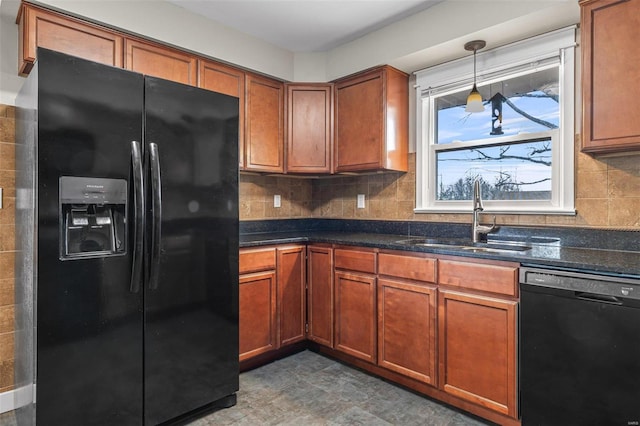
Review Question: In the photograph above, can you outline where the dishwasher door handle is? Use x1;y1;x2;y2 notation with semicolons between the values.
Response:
575;292;623;305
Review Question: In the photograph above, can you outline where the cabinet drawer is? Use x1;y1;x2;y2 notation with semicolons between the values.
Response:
239;248;276;274
438;259;518;297
334;248;376;274
378;252;436;283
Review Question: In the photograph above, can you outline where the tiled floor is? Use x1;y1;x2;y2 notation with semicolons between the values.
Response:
191;350;489;425
0;350;490;425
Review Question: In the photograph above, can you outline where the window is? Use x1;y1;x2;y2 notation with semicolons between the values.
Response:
415;27;576;214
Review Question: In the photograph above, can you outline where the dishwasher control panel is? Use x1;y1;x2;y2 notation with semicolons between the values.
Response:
520;267;640;301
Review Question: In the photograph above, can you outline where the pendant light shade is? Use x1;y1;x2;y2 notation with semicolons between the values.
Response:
464;40;486;113
465;84;484;113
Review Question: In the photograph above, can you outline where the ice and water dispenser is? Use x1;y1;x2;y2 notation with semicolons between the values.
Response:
59;176;127;259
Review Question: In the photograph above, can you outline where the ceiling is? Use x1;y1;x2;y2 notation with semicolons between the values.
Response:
168;0;441;52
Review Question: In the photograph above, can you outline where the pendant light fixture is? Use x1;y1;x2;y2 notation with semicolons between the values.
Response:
464;40;486;113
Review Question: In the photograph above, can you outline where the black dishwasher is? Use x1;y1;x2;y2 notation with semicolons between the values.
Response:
520;267;640;426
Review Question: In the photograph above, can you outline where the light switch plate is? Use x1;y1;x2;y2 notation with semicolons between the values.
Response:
357;194;365;209
274;194;281;208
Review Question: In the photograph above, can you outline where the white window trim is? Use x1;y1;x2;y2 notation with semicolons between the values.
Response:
414;27;577;215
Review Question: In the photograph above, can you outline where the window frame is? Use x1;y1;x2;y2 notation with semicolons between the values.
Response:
414;27;576;215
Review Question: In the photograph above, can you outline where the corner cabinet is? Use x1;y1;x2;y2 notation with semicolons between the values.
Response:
438;258;519;419
277;246;306;346
580;0;640;153
17;3;123;75
245;73;285;173
333;66;408;173
285;84;333;174
307;245;334;347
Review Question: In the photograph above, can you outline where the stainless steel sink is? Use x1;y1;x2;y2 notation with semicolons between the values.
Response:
395;238;531;253
459;246;530;254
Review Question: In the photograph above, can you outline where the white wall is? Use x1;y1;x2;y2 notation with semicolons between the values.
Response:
0;0;579;106
0;0;23;105
325;1;579;81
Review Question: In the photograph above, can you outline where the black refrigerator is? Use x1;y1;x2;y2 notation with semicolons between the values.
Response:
15;48;239;425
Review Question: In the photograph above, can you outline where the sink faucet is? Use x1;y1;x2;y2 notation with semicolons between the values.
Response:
472;180;497;243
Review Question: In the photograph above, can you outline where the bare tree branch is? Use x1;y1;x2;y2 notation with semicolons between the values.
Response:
500;96;558;129
520;93;559;103
470;147;552;166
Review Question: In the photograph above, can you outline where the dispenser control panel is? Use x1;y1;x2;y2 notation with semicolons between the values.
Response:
59;176;127;260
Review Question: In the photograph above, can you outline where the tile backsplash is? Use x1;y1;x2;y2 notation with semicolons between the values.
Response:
241;146;640;229
0;105;15;393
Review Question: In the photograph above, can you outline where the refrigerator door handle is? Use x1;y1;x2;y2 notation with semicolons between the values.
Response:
148;142;162;290
130;140;144;294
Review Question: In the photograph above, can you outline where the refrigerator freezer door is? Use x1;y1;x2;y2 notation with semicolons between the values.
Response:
33;49;145;426
143;77;239;425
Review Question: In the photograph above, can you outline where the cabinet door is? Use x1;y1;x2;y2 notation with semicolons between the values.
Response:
333;66;408;172
334;270;376;363
18;4;123;75
307;245;334;347
245;74;285;172
581;0;640;153
378;278;437;385
438;289;518;418
334;69;384;172
286;84;332;173
239;271;277;361
198;60;245;169
277;246;306;347
125;39;197;85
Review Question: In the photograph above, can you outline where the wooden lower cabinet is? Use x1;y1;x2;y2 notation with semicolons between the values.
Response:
334;270;377;363
239;244;520;425
277;246;306;346
239;270;277;361
307;245;334;347
239;245;305;362
377;278;437;385
438;289;518;418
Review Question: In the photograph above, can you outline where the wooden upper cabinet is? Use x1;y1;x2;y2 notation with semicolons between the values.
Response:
285;84;333;174
17;3;123;75
333;65;408;173
198;60;246;169
245;73;285;172
125;39;197;85
580;0;640;153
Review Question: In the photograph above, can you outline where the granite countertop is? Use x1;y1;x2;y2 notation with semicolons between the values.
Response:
239;221;640;277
